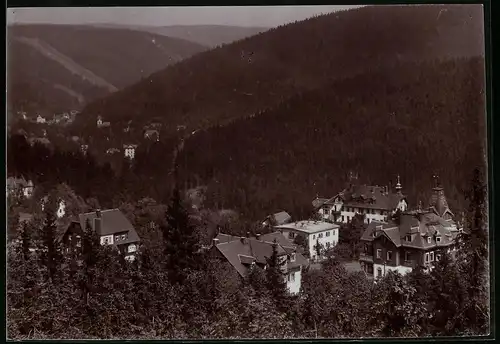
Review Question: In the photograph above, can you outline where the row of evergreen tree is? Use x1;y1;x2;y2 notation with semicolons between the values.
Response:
7;169;489;339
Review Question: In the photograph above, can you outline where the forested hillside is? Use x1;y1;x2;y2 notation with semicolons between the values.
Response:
9;58;486;221
79;5;484;134
7;25;206;115
174;57;486;219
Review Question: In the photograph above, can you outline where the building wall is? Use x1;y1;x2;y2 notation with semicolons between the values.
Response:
286;268;302;295
128;243;137;253
100;235;114;245
373;263;413;278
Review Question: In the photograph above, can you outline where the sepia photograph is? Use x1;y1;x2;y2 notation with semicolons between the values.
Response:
6;4;490;340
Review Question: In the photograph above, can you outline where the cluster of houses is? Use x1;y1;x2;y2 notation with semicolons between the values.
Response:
8;171;463;295
19;110;78;126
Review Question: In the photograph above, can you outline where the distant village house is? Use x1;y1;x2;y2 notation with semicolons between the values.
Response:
123;144;138;160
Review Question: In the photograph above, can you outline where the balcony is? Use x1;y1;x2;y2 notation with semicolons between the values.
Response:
359;253;373;263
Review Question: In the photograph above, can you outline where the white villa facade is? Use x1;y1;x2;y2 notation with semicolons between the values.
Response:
274;221;340;261
313;176;408;224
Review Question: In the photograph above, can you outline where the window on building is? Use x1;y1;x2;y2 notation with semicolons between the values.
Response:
387;251;392;261
436;253;442;261
427;237;432;244
376;249;382;259
436;236;442;243
326;242;331;249
121;234;126;240
291;272;295;282
364;244;368;253
103;237;109;245
425;252;430;263
332;241;336;246
342;216;345;222
405;235;411;242
377;267;382;277
313;235;316;239
405;251;411;261
289;232;295;239
332;229;336;236
430;252;435;262
326;231;330;237
319;233;324;238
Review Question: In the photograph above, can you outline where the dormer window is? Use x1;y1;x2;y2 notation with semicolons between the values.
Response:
427;237;432;244
405;235;411;242
436;236;442;243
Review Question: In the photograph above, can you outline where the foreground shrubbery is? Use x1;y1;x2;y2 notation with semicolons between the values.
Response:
7;170;489;339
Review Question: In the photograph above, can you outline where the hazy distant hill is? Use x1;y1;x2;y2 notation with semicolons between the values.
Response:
80;5;484;134
7;24;206;115
91;24;268;47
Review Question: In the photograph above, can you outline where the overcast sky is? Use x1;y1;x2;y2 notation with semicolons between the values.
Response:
6;6;364;28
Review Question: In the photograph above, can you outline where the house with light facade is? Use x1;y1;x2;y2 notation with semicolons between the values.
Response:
58;209;140;261
312;175;408;224
274;220;340;261
210;232;308;295
359;182;460;280
7;177;34;199
123;144;138;160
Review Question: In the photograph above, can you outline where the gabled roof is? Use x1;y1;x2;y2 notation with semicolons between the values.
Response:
266;211;292;225
314;184;405;211
214;233;307;277
429;186;454;218
77;209;140;245
342;184;405;210
361;211;459;250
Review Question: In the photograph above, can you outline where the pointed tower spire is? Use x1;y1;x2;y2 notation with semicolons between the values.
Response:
395;174;402;194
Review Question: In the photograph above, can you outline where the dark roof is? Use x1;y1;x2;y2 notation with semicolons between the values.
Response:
77;209;140;245
342;184;405;210
429;187;454;218
268;211;292;225
314;184;405;211
214;233;307;277
361;211;459;250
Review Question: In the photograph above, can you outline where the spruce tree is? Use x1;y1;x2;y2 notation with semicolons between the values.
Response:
265;240;289;311
40;200;62;283
161;185;202;284
19;221;32;261
457;168;489;334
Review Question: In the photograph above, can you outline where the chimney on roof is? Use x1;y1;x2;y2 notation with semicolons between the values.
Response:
96;209;101;218
94;218;102;235
212;238;220;246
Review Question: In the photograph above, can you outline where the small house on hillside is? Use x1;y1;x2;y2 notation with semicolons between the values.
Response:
58;209;140;261
144;129;160;142
262;211;292;227
7;177;34;199
36;114;46;124
97;116;111;128
123;144;138;160
210;232;308;294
